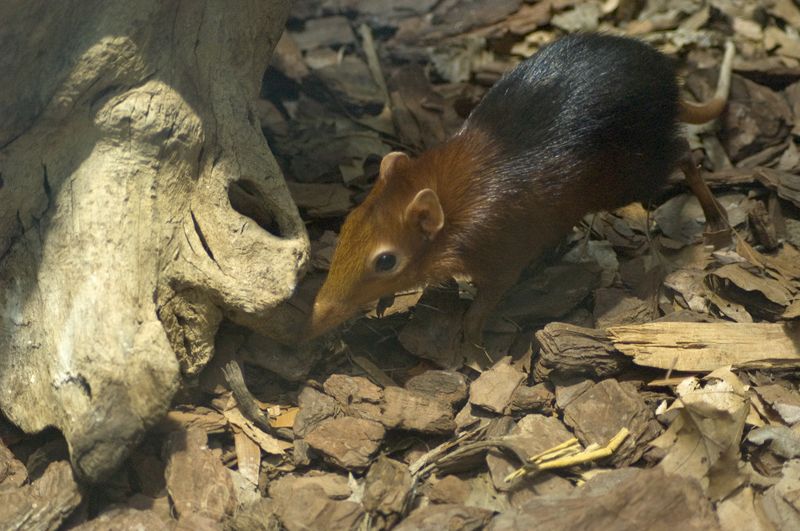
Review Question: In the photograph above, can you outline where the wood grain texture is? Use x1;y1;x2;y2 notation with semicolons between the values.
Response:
609;322;800;371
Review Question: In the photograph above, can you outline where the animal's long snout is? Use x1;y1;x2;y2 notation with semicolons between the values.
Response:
306;298;342;339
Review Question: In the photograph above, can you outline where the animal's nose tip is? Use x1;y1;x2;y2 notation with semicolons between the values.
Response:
307;299;336;339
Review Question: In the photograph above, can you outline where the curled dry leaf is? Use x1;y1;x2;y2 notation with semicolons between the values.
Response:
753;384;800;425
747;426;800;460
705;263;794;319
761;459;800;529
651;368;749;500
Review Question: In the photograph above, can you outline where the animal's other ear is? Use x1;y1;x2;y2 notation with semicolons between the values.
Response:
379;151;410;181
405;188;444;240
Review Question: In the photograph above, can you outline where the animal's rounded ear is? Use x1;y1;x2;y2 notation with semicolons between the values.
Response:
405;188;444;240
379;151;410;181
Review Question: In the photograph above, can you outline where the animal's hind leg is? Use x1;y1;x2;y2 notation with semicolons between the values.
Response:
677;139;731;248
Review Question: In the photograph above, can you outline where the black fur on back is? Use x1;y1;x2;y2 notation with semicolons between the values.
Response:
463;33;684;211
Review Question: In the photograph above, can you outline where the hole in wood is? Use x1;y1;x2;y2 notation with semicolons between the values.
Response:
228;179;282;237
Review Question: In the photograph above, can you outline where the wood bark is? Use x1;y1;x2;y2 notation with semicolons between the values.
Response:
0;0;306;481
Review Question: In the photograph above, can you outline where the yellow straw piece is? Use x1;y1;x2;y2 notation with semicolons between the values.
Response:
504;427;631;483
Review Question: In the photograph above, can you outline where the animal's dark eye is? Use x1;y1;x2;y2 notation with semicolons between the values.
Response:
374;252;397;272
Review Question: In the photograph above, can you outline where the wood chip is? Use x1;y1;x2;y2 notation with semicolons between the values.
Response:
609;322;800;371
0;439;27;489
304;417;386;469
395;504;493;531
469;358;526;414
0;461;81;531
561;379;661;466
363;456;413;518
223;400;292;456
405;370;468;408
164;429;236;522
488;467;717;531
74;508;170;531
720;75;793;162
534;322;631;382
381;386;457;433
294;386;338;438
486;414;574;490
510;383;555;414
270;472;352;500
273;483;365;530
233;429;261;487
497;263;602;321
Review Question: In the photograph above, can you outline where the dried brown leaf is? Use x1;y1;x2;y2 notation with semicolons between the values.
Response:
651;368;749;499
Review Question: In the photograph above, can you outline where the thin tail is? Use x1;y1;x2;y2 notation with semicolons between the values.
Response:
678;41;735;124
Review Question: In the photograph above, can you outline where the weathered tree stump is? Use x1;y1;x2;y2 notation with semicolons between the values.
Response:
0;0;306;481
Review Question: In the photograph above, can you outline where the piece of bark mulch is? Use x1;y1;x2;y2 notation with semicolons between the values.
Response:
322;374;456;433
228;498;281;531
0;460;81;531
269;472;352;500
488;467;718;531
309;54;385;112
533;323;631;382
304;416;385;469
72;508;170;531
128;451;166;498
126;494;172;525
510;383;555;414
427;473;510;513
454;401;501;432
273;484;365;531
593;287;657;328
394;503;494;531
363;456;413;519
175;513;225;530
293;386;338;438
507;472;575;509
428;474;473;505
398;284;471;370
164;428;236;522
405;370;468;408
486;414;575;492
381;387;456;434
469;358;526;414
496;263;602;322
323;374;384;419
561;379;662;467
0;439;27;489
